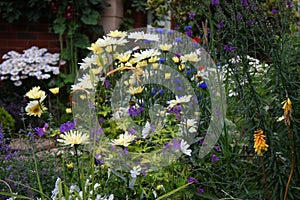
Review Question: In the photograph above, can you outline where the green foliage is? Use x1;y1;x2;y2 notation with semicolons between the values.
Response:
147;0;300;199
0;0;53;22
0;107;15;136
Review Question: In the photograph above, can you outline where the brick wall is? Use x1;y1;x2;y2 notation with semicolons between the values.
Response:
0;22;60;62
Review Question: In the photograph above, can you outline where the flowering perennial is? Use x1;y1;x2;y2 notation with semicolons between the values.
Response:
253;129;268;156
0;46;61;86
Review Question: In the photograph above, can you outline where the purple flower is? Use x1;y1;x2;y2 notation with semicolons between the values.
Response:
224;45;235;51
200;139;204;145
197;187;205;194
185;29;193;37
188;176;199;183
128;106;143;117
217;22;223;29
103;80;111;88
124;147;129;155
174;53;181;58
212;0;220;5
214;146;220;151
286;1;292;7
211;154;219;162
271;9;278;13
171;138;181;150
189;12;196;19
128;128;137;135
27;132;34;138
237;13;242;20
247;19;254;25
59;121;75;133
35;123;48;137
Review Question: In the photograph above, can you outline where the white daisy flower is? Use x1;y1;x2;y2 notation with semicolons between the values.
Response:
180;140;192;156
111;132;136;147
182;119;198;133
128;31;160;42
167;95;192;109
181;52;201;63
132;49;161;63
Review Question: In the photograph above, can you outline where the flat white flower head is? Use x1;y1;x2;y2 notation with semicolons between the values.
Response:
128;31;160;42
57;130;90;147
167;95;192;109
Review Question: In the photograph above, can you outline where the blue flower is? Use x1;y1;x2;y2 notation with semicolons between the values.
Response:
175;37;183;43
184;25;192;31
167;30;174;34
155;28;164;34
198;82;208;89
159;58;165;63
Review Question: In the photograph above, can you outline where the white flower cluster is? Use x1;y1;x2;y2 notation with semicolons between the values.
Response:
0;46;61;86
222;55;269;97
51;177;114;200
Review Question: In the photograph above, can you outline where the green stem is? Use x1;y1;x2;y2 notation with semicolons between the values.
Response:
74;145;81;190
32;149;44;199
261;156;270;200
284;125;294;200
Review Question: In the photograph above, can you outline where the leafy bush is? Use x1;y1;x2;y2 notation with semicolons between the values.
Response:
0;107;15;136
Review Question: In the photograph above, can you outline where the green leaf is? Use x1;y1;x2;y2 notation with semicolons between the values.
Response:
89;0;105;5
60;48;71;60
53;24;66;35
80;9;100;25
73;33;90;49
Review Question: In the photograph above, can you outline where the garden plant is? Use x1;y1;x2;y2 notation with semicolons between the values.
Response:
0;0;299;200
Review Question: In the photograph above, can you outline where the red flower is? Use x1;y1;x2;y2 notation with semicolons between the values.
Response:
192;36;202;43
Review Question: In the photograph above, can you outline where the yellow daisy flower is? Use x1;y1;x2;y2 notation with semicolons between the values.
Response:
159;44;172;51
172;56;180;63
25;100;47;117
127;86;144;95
25;86;46;99
107;30;128;38
87;43;103;55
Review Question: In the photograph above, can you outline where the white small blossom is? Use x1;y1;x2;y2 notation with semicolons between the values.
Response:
130;165;142;178
142;121;152;138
